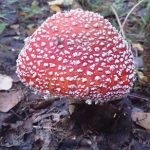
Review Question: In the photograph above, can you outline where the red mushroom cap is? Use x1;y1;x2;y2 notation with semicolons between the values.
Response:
16;9;135;103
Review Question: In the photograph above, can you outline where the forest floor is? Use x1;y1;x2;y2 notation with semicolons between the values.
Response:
0;0;150;150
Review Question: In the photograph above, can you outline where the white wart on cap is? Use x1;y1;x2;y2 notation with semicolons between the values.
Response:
16;9;135;102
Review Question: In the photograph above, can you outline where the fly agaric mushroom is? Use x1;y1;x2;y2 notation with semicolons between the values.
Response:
16;9;135;104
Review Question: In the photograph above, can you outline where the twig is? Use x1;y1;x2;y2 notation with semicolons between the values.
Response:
10;110;23;120
121;0;146;32
111;5;126;39
128;93;150;102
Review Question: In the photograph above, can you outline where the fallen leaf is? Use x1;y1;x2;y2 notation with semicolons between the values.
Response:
137;71;149;84
131;109;150;130
10;24;20;35
48;0;73;6
132;43;144;52
50;5;61;12
71;0;82;9
0;90;23;112
26;27;37;36
0;23;7;34
0;74;13;90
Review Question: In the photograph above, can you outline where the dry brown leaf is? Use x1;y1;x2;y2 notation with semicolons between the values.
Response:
50;5;61;12
131;110;150;130
0;74;13;90
71;0;82;9
0;90;24;112
137;71;149;84
10;24;20;35
26;24;37;36
132;43;144;52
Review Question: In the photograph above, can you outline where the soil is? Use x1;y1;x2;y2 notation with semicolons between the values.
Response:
0;0;150;150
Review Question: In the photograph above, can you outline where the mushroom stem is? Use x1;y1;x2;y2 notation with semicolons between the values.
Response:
68;98;81;115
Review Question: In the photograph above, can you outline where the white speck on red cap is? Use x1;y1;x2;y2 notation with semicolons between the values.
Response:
16;9;135;102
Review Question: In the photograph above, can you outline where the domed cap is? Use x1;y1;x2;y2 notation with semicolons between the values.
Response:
16;9;135;103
